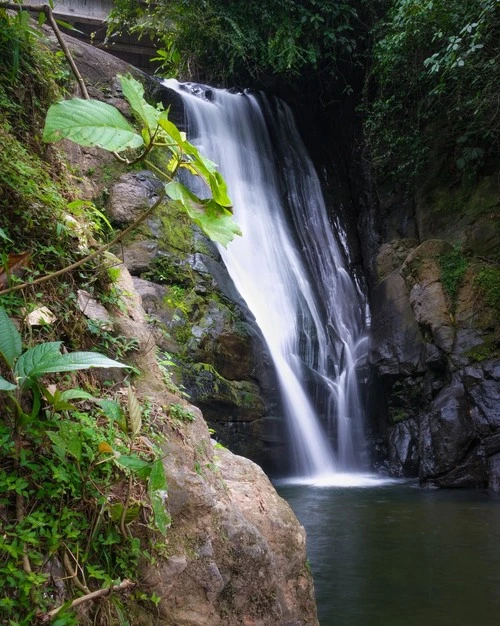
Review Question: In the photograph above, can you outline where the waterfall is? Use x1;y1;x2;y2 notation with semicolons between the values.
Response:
165;80;368;480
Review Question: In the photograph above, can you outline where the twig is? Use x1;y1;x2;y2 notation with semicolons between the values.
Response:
0;190;166;297
44;579;135;619
120;473;134;538
63;550;90;594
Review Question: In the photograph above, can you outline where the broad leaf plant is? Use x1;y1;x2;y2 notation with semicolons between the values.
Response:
43;74;242;247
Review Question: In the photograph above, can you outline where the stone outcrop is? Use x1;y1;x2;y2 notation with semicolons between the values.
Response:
104;168;284;473
55;33;317;624
110;262;318;625
370;230;499;489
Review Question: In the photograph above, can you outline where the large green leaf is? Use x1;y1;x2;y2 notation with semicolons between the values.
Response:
0;308;22;368
15;344;128;386
43;98;144;152
119;75;159;133
0;227;12;242
157;113;185;145
58;389;95;402
114;454;150;473
97;398;127;431
165;182;241;247
158;115;232;209
15;342;62;385
148;459;170;536
0;374;16;391
182;142;232;208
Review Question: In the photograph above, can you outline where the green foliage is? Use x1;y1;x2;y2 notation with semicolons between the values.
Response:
43;98;144;152
0;7;68;132
365;0;499;183
169;402;196;423
438;247;469;309
474;266;500;312
43;74;241;247
108;0;360;80
0;310;171;621
165;181;240;247
87;319;140;360
0;308;127;396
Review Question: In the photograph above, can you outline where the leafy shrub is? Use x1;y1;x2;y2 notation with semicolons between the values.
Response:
0;308;170;622
438;247;468;309
108;0;360;81
364;0;499;183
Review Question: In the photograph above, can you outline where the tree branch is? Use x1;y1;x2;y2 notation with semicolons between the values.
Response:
43;579;135;619
1;3;89;98
0;190;166;297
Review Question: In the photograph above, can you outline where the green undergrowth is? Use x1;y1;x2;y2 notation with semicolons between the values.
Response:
0;13;177;623
0;383;169;624
365;0;499;186
474;265;500;313
438;247;469;310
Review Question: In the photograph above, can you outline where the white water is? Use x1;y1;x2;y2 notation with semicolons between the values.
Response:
165;80;368;479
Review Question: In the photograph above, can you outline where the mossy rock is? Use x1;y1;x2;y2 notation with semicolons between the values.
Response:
183;363;265;421
417;173;499;242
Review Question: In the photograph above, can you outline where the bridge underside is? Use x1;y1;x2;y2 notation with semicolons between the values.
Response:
27;0;158;72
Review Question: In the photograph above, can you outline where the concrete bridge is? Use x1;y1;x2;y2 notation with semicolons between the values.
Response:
28;0;157;71
29;0;113;23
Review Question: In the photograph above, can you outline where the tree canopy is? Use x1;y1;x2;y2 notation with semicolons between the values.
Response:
108;0;361;81
109;0;499;182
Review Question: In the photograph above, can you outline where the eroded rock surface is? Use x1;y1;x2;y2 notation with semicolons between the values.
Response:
370;232;499;489
112;262;318;625
55;34;317;624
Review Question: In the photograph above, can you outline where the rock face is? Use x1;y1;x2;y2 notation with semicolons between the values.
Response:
111;262;318;625
369;228;500;489
56;34;317;624
104;169;284;473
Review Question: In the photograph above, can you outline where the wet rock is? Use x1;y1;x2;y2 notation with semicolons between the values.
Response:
426;447;488;489
107;171;164;225
463;213;500;260
184;364;266;423
375;238;418;282
467;360;500;436
401;240;455;353
369;270;425;375
419;382;480;484
488;452;500;492
388;418;419;477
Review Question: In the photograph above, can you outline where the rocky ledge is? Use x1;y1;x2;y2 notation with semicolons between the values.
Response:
56;33;317;625
370;231;499;489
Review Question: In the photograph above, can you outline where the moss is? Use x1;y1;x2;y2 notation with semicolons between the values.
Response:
438;247;469;310
464;336;498;362
428;175;498;218
390;408;409;424
474;265;500;313
158;201;195;255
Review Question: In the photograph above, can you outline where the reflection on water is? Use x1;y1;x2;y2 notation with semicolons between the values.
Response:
278;483;500;626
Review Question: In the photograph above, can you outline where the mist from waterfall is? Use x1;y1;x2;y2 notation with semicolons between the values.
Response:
165;80;368;480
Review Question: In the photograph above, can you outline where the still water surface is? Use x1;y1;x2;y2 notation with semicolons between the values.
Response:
278;482;500;626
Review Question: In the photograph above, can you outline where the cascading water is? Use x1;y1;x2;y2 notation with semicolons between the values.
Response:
165;80;369;481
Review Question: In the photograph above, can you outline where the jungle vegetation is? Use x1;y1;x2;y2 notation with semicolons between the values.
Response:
109;0;500;182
